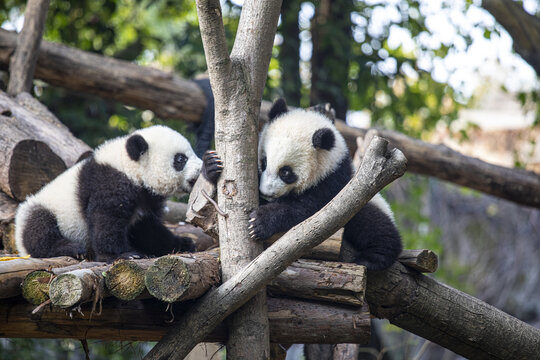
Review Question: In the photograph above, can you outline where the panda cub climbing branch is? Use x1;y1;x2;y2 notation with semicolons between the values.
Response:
15;125;222;262
249;99;402;271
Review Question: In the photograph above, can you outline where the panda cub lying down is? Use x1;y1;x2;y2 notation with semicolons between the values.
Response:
248;99;402;271
15;125;222;262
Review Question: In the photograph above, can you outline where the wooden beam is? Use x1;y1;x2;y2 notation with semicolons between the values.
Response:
0;297;371;344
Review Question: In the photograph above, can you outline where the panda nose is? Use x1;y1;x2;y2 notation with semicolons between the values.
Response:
188;177;197;188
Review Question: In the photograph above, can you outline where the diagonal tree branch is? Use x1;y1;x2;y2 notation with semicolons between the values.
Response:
143;137;407;360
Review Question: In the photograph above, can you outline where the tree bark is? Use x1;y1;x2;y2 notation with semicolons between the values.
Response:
343;126;540;209
144;137;406;360
49;266;110;308
0;191;18;252
482;0;540;75
0;91;91;200
6;0;50;95
0;256;80;299
0;297;370;344
196;0;282;358
366;261;540;360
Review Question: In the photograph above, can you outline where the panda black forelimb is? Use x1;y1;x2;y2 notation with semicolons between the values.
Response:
202;150;223;185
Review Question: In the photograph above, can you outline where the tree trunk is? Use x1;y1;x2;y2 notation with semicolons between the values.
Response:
0;256;80;299
366;261;540;360
196;0;282;358
0;91;90;200
0;297;370;344
7;0;50;95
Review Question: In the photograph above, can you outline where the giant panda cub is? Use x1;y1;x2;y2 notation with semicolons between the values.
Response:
248;99;402;271
15;125;222;262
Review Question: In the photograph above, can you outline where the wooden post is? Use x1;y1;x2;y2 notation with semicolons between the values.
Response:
7;0;50;96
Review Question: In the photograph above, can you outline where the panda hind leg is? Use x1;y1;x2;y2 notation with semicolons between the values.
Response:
21;205;85;259
343;203;402;271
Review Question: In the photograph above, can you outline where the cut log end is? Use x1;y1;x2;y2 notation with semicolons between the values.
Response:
105;260;147;301
49;273;89;308
21;269;52;305
9;139;66;200
145;256;191;303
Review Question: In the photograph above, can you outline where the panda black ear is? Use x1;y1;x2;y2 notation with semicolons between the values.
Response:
312;128;335;151
126;134;148;161
268;98;289;122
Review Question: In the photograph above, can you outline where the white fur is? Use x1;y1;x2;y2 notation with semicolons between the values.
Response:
94;125;202;197
258;109;348;198
15;161;88;256
15;125;201;256
370;193;396;223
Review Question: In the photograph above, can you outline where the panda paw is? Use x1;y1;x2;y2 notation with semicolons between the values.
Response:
118;251;144;260
174;236;197;253
202;150;223;185
248;208;273;241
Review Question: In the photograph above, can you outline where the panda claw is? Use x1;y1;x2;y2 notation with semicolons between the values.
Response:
248;224;254;230
249;218;256;223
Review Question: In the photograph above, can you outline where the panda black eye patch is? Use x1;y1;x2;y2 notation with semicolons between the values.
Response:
261;156;267;171
174;153;188;171
279;166;297;184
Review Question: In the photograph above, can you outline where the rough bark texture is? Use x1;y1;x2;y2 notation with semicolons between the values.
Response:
267;259;366;306
0;297;370;344
0;256;79;299
366;261;540;360
482;0;540;75
6;0;50;95
0;29;207;122
0;91;91;200
0;192;18;252
195;0;282;359
343;126;540;209
144;137;406;360
49;266;110;308
145;252;220;303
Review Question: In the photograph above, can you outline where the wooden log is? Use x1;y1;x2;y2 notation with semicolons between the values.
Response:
7;0;50;95
397;249;438;273
0;297;371;344
0;91;91;200
144;252;220;303
21;261;105;305
0;191;18;252
342;125;540;209
0;256;80;299
49;266;110;308
267;259;366;306
104;259;155;301
144;250;366;306
0;28;206;123
366;261;540;360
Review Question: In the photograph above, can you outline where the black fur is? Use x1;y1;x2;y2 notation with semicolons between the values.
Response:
202;151;223;185
268;98;289;121
126;134;148;161
250;150;402;271
74;157;194;262
193;78;216;157
312;128;335;150
22;205;85;259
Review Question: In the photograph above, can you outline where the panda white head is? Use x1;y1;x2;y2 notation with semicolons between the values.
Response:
94;125;202;197
258;99;349;199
